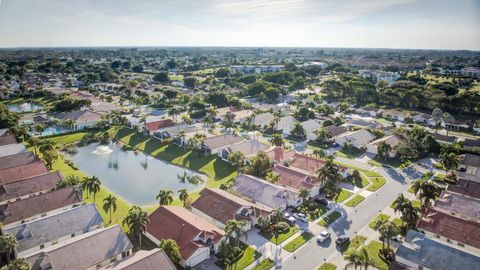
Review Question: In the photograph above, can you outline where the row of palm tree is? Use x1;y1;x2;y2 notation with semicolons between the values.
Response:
156;188;190;208
392;194;420;229
343;246;372;270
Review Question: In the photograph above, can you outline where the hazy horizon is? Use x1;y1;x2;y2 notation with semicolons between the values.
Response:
1;0;479;50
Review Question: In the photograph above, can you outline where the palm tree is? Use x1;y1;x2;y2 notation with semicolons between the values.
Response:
0;234;17;264
156;189;174;205
177;171;188;184
392;194;408;226
316;128;332;144
122;206;149;247
377;141;392;161
256;216;270;231
168;107;180;121
299;188;310;204
159;239;182;265
344;249;362;270
178;189;189;207
440;152;459;176
34;123;45;135
412;179;440;211
317;156;342;198
27;136;40;156
401;201;420;229
63;118;74;129
270;134;284;147
265;171;279;184
85;176;101;203
102;194;117;224
358;246;373;270
313;148;326;158
225;219;247;248
270;208;283;224
227;151;246;173
1;258;30;270
442;112;454;136
378;221;400;252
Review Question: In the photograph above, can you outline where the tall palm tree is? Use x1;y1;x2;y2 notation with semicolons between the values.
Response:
178;189;189;207
86;176;101;203
122;206;149;247
270;134;284;147
401;201;420;229
225;219;247;248
0;234;17;264
102;194;117;224
177;171;188;184
227;151;246;173
317;156;341;197
159;239;182;265
34;123;45;135
358;246;372;270
392;194;409;226
377;141;392;161
343;249;362;270
299;188;310;204
412;179;440;211
440;152;459;176
156;189;174;205
27;136;40;156
167;107;180;121
378;221;400;252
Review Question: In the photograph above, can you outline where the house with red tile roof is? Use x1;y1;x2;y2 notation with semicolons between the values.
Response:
0;160;49;186
0;134;17;147
264;146;296;164
417;208;480;253
143;119;176;136
273;164;321;197
145;206;225;267
53;110;103;130
0;152;37;170
191;188;271;231
288;153;349;178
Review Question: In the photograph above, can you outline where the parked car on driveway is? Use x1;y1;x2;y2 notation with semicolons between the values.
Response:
335;235;350;246
317;231;331;243
283;212;296;224
294;213;308;223
314;198;329;206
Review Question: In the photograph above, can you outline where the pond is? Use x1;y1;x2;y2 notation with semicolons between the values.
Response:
66;143;205;206
7;102;43;112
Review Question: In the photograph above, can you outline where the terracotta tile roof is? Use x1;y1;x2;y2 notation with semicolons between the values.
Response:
0;161;49;185
264;147;296;163
54;110;103;124
147;206;225;260
101;249;176;270
145;119;176;132
192;188;271;225
447;179;480;199
289;154;348;175
202;134;243;150
273;164;319;191
0;172;63;203
0;187;82;226
0;134;17;146
417;208;480;249
0;152;37;170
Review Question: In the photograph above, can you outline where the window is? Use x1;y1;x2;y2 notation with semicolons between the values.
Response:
40;244;45;249
71;233;75;238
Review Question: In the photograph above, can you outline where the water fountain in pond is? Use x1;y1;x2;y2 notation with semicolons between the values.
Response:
92;145;113;155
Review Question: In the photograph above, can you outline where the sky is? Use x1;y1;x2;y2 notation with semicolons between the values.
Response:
0;0;479;50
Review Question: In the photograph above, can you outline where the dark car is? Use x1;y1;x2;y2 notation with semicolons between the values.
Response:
314;198;329;206
335;235;350;246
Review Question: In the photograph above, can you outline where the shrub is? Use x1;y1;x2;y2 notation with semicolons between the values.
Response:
275;221;289;233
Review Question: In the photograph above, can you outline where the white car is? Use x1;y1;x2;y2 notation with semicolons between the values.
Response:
283;213;296;224
294;213;308;223
316;231;331;243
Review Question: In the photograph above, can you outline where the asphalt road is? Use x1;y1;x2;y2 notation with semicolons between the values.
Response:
278;162;420;270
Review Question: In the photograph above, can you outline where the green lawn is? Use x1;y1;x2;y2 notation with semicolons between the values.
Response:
334;189;353;203
345;195;366;207
366;177;386;191
318;211;342;227
368;214;390;230
317;263;337;270
225;244;262;270
412;200;421;209
283;232;313;252
307;206;329;221
259;226;300;245
365;241;388;270
407;185;415;194
345;235;367;252
392;218;403;227
251;259;274;270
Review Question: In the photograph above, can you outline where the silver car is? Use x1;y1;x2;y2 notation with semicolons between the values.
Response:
317;231;331;243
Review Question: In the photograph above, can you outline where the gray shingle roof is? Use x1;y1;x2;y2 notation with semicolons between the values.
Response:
27;225;132;270
396;230;480;270
100;249;176;270
4;203;103;256
0;143;27;158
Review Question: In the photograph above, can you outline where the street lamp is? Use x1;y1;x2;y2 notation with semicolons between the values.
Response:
323;258;327;270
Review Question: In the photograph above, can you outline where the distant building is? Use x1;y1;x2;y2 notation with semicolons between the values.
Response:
230;65;284;74
359;70;400;83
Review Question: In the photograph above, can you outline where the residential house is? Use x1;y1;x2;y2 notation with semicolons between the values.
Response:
0;172;63;205
153;123;198;141
53;110;103;130
464;139;480;149
273;164;321;197
230;65;283;74
434;191;480;223
4;203;103;257
216;106;252;123
231;174;301;211
335;129;376;149
416;208;480;252
224;139;270;160
301;119;322;141
0;186;82;227
326;125;348;138
26;225;133;270
288;153;350;178
145;206;225;268
431;132;457;145
459;154;480;172
0;152;37;170
355;107;379;117
0;143;27;157
264;146;296;164
0;134;17;147
201;134;243;156
143;119;176;136
366;135;403;158
442;119;474;131
413;113;439;127
380;109;411;122
90;102;122;115
100;249;177;270
0;161;49;186
276;116;298;137
447;179;480;199
395;230;480;270
253;112;274;129
191;188;271;231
